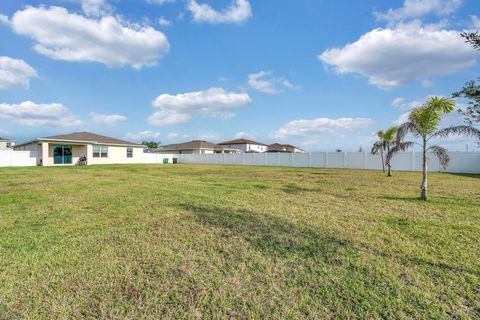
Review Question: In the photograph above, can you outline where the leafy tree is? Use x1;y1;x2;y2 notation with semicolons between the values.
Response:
453;32;480;124
142;141;161;149
393;97;480;201
371;127;400;176
461;31;480;50
453;79;480;125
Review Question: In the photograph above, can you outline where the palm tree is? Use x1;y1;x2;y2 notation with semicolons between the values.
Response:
394;97;480;201
371;127;398;176
371;131;386;173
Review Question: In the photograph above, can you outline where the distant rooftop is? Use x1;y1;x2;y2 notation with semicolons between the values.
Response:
218;138;268;146
40;132;141;146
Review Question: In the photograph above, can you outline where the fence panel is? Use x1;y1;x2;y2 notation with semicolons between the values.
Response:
176;152;480;174
0;150;37;167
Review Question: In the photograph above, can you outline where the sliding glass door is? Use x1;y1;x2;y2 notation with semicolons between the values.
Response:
53;145;73;164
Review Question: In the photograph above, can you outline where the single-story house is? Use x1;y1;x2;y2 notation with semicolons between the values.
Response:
155;140;240;154
14;132;144;166
268;143;304;153
218;139;268;153
0;137;15;150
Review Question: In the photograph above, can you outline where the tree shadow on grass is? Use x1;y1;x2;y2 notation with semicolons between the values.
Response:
443;173;480;180
177;203;480;277
178;203;353;263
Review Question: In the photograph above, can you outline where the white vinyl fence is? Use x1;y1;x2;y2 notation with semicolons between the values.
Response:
0;150;175;167
176;152;480;174
0;150;37;167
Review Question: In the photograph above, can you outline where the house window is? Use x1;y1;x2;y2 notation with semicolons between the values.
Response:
6;142;11;148
127;147;133;158
93;146;108;158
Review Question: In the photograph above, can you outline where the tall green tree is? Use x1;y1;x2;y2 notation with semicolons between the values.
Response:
454;32;480;124
371;127;400;176
142;141;161;149
394;97;480;201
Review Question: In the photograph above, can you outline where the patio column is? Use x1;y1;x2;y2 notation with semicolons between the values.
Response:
41;142;50;166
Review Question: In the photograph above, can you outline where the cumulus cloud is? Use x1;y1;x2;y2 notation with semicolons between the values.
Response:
125;131;161;141
0;56;37;90
9;6;170;69
158;17;172;27
80;0;112;17
187;0;252;24
319;21;478;89
272;117;375;140
247;71;297;94
0;101;82;127
89;112;127;124
374;0;463;22
148;88;252;126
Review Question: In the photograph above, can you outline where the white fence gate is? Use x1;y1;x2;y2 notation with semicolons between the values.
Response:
176;152;480;174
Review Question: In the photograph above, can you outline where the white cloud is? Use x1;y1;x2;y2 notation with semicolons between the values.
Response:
9;6;170;69
158;17;172;27
89;112;126;124
80;0;112;17
187;0;252;24
0;56;37;90
422;79;434;88
471;15;480;28
234;131;252;139
125;131;161;141
247;71;297;94
0;14;8;24
374;0;462;22
391;96;427;110
319;21;478;89
272;117;375;140
148;88;252;126
0;101;82;127
147;0;176;4
166;132;220;142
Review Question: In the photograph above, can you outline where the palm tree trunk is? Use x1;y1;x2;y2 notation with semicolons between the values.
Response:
380;150;385;173
387;146;392;177
420;138;428;201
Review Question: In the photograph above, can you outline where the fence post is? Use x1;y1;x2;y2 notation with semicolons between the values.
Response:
325;152;328;168
242;153;245;165
253;153;256;166
343;152;347;168
265;152;268;166
277;152;280;166
10;149;13;167
308;152;312;167
290;153;294;166
223;153;226;165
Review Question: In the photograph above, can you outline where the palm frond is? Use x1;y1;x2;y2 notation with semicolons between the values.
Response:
433;125;480;142
371;141;382;155
396;121;421;142
386;141;414;164
429;145;450;170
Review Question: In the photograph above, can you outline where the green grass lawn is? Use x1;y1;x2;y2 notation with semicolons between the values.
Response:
0;164;479;319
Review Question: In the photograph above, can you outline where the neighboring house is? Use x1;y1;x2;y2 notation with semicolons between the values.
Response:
268;143;304;153
218;139;268;153
156;140;240;154
14;132;144;166
0;138;15;150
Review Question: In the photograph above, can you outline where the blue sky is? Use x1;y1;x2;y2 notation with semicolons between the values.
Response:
0;0;479;151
